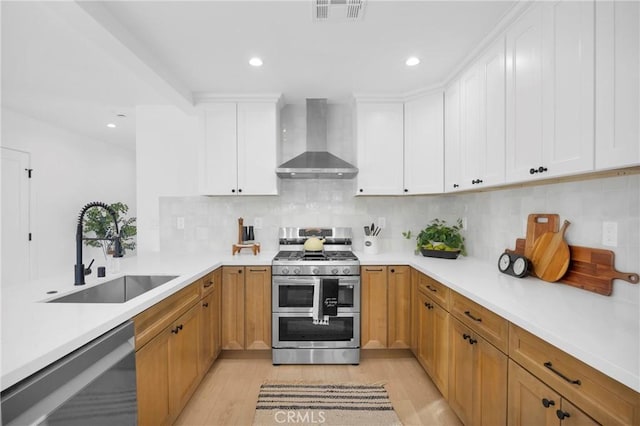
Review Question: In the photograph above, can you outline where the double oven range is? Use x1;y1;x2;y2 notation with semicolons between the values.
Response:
272;227;360;365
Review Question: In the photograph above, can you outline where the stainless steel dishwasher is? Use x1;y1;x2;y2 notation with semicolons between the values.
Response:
1;321;137;426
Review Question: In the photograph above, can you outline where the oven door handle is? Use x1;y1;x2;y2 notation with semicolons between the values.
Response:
273;277;320;286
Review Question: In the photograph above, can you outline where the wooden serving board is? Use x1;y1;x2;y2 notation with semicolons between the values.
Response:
507;238;639;296
525;214;560;258
530;220;571;282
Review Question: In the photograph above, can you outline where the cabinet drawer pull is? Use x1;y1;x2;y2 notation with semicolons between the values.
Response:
468;338;477;345
463;333;470;340
556;410;570;420
464;310;482;322
541;398;555;408
204;281;214;288
424;302;429;308
366;268;384;272
171;324;183;334
203;302;209;307
426;285;437;292
249;268;267;272
544;362;581;385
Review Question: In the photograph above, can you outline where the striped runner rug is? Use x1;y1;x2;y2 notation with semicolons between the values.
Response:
252;383;403;425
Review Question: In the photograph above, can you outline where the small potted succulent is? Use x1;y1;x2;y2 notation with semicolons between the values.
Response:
416;218;466;259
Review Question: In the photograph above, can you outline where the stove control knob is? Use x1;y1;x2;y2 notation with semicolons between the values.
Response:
293;268;301;275
343;268;351;275
281;268;289;275
331;268;339;275
312;268;320;275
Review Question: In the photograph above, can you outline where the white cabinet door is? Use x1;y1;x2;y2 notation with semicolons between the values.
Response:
404;92;444;195
505;4;546;182
237;102;278;195
541;0;594;177
444;80;463;192
506;1;595;183
460;65;483;190
201;103;238;195
595;1;640;170
479;38;506;188
355;102;404;195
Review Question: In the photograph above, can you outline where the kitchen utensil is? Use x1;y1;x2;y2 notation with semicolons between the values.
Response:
364;226;370;236
530;220;571;282
560;245;639;295
373;227;381;236
525;214;560;258
303;236;326;251
370;223;376;236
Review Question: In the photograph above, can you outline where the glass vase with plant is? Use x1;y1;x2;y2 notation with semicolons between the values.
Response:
83;202;136;259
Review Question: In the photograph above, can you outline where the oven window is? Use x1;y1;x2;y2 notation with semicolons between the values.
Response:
278;284;355;308
279;285;313;307
278;317;354;341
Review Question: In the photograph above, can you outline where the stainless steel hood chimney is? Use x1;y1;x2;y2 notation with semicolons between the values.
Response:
276;99;358;179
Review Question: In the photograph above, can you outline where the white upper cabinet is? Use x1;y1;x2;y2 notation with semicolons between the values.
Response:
355;101;404;195
506;1;595;183
200;100;279;196
404;92;444;195
444;80;463;192
595;1;640;170
446;38;506;192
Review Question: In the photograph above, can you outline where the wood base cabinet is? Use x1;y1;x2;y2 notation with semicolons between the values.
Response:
199;268;222;374
416;290;449;397
508;360;598;426
449;317;507;426
221;266;271;350
387;266;411;348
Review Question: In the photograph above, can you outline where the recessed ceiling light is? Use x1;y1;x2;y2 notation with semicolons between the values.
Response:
405;57;420;67
106;123;116;128
249;57;263;67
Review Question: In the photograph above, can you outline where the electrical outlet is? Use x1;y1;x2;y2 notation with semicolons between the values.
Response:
377;217;386;229
602;221;618;247
176;217;185;230
254;217;263;229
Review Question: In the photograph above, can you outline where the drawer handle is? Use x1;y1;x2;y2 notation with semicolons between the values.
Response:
203;302;209;307
249;268;267;272
544;362;581;385
556;410;571;420
366;268;384;272
204;281;214;288
541;398;555;408
464;310;482;322
468;338;477;345
462;334;470;340
426;285;437;292
171;324;183;334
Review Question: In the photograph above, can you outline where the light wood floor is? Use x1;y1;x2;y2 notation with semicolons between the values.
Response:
175;352;462;426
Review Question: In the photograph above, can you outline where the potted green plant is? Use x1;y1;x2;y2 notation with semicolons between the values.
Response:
83;202;136;258
416;218;466;258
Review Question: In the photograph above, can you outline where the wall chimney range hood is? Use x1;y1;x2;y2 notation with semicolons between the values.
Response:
276;99;358;179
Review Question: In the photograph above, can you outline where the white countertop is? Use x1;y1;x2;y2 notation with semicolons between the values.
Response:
2;250;639;394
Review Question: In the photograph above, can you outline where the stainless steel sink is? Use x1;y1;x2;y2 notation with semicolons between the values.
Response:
47;275;178;303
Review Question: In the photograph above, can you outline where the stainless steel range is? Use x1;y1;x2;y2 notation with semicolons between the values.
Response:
272;227;360;365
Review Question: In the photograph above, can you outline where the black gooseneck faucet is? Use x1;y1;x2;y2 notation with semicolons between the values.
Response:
75;202;124;285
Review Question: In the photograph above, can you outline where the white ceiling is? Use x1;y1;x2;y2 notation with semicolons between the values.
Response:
1;1;517;148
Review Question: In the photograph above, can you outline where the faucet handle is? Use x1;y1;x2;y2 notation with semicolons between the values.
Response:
84;258;95;276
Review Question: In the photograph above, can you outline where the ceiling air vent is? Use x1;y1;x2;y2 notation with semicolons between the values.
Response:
314;0;366;21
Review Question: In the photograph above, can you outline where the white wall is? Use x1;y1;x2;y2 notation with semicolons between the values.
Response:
135;105;200;252
1;108;136;285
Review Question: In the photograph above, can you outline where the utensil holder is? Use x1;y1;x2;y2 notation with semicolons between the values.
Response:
363;236;379;254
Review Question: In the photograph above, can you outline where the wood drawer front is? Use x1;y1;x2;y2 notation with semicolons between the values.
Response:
200;272;215;297
450;291;508;353
509;323;640;425
417;272;449;310
134;282;200;349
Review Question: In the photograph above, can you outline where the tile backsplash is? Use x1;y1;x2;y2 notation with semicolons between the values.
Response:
160;173;639;303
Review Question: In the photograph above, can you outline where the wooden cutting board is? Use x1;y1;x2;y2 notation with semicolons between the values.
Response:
525;214;560;258
530;220;571;282
561;246;639;295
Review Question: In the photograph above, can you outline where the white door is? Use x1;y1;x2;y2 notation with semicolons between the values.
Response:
1;148;31;287
237;102;279;195
355;102;404;195
201;103;238;195
404;92;444;194
460;65;483;190
444;80;463;192
595;0;640;170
